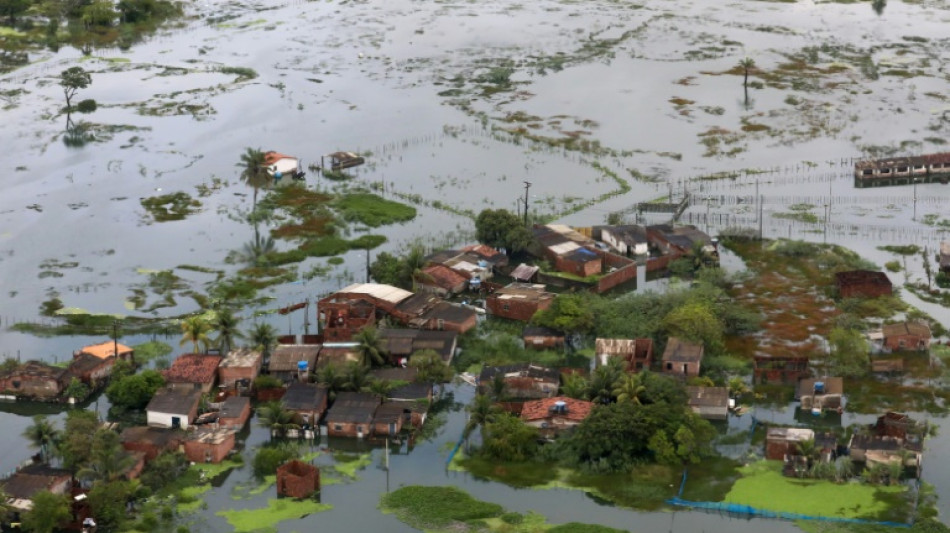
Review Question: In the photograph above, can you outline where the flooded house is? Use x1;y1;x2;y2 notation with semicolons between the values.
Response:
276;460;320;499
941;242;950;274
485;283;556;322
523;326;566;350
63;352;114;388
372;402;407;437
319;283;410;341
835;270;893;299
280;382;329;427
533;225;602;278
0;360;66;400
646;225;716;257
478;363;560;399
459;244;509;270
594;225;649;256
184;427;238;464
146;387;202;429
849;412;925;475
263;151;302;179
322;151;365;170
75;340;135;363
416;264;469;297
766;427;815;461
325;392;380;438
660;337;704;378
120;426;185;461
853;152;950;188
163;353;223;393
686;386;729;421
268;344;320;383
217;396;252;429
377;328;458;366
595;338;653;372
881;321;931;352
1;463;72;511
217;348;263;390
510;263;540;283
520;396;594;439
753;355;809;384
797;378;844;413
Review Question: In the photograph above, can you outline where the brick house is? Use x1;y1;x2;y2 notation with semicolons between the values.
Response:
485;283;556;322
372;402;406;437
523;326;565;350
268;345;320;383
280;383;329;426
881;322;931;352
478;363;559;399
63;352;114;388
765;427;815;460
183;428;237;464
276;460;320;498
660;337;704;377
520;396;594;439
416;302;478;334
164;354;223;393
325;392;380;438
76;340;135;363
1;463;72;508
835;270;893;299
686;386;729;421
595;225;649;256
378;329;458;366
217;396;252;429
120;426;185;461
218;348;263;389
318;283;413;341
753;355;809;384
146;387;202;429
595;338;653;372
417;264;469;297
0;361;66;400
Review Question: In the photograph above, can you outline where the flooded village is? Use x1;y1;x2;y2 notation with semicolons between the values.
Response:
2;0;950;532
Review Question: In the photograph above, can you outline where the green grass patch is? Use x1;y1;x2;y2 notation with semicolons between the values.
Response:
458;456;559;487
724;461;905;519
564;464;678;510
380;486;504;530
334;192;416;227
140;192;201;222
332;452;371;478
217;498;331;533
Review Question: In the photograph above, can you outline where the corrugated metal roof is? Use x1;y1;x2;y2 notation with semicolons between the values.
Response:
548;241;580;256
338;283;413;304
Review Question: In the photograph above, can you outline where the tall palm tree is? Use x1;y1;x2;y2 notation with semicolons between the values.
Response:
23;416;60;463
242;233;276;267
212;308;243;355
249;322;278;361
368;379;395;400
488;374;507;401
402;246;429;291
354;326;386;368
613;373;646;405
343;361;372;392
256;401;301;440
77;429;135;483
464;394;499;441
180;316;212;353
738;57;756;88
316;364;347;401
590;357;625;404
238;147;270;211
561;373;590;400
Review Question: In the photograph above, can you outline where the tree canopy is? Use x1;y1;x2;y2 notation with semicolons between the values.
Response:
60;66;91;112
474;209;532;254
105;370;165;410
21;491;70;533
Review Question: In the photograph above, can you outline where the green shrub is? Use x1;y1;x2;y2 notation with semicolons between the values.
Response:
253;375;283;390
76;99;97;113
501;512;525;524
252;445;298;478
884;260;901;272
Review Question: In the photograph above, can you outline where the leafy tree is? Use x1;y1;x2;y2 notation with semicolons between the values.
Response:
88;480;138;531
23;415;60;463
105;370;165;410
409;349;454;385
561;373;589;400
238;147;269;211
826;327;869;377
343;361;372;392
589;357;625;404
316;364;347;399
647;431;678;465
402;246;431;291
464;394;499;442
474;208;532;254
0;0;30;25
21;491;70;533
58;409;99;473
531;293;596;336
613;373;646;405
64;377;90;401
79;429;136;483
922;247;933;290
354;326;386;368
81;0;115;26
60;66;91;114
0;487;12;524
211;308;243;355
369;252;405;287
248;322;278;360
256;401;300;440
252;444;298;478
180;316;212;353
479;414;539;462
139;451;187;492
661;301;722;349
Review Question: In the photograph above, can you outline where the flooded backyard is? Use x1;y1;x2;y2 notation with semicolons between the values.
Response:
2;0;950;530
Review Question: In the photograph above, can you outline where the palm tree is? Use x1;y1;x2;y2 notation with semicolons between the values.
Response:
180;316;212;353
242;233;276;267
316;364;347;400
738;57;756;88
488;374;507;401
796;438;819;473
561;373;590;400
464;394;500;442
23;416;60;463
368;379;395;400
257;401;301;440
212;308;243;355
402;246;429;291
238;147;270;211
343;361;372;392
77;429;135;483
354;326;386;368
613;373;646;404
590;357;625;404
249;322;278;361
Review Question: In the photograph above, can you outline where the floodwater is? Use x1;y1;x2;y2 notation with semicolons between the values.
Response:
2;0;950;529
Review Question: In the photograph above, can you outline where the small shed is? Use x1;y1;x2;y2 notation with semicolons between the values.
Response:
217;396;252;429
76;341;135;363
766;427;815;460
686;386;729;421
372;402;407;437
218;348;263;389
63;352;114;387
183;427;237;464
325;392;380;438
510;263;540;283
120;426;184;461
478;363;560;399
269;345;320;382
485;283;556;322
323;151;365;170
280;383;329;426
146;387;202;429
660;337;704;377
595;338;653;372
276;460;320;498
941;241;950;273
264;151;301;178
417;264;469;297
881;322;931;352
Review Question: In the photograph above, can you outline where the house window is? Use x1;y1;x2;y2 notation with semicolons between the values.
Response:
666;363;672;370
437;319;445;330
503;304;510;311
334;424;342;431
899;339;905;348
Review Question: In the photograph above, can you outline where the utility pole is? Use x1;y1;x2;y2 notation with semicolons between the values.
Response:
112;320;118;359
366;249;371;283
523;181;532;227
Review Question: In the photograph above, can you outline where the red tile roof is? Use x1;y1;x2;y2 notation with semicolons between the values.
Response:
520;396;594;423
421;264;469;289
264;151;296;165
163;354;222;384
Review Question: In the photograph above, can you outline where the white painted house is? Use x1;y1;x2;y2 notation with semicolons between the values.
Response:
598;225;649;256
146;387;202;429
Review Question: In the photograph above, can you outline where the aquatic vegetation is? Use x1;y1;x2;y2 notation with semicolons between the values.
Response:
140;192;201;222
333;192;417;228
217;498;331;533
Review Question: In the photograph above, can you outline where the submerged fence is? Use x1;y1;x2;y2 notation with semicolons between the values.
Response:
667;469;912;528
